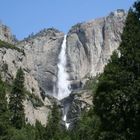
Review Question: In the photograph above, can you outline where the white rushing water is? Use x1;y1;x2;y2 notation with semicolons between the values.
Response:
56;35;71;100
56;35;71;129
63;115;70;129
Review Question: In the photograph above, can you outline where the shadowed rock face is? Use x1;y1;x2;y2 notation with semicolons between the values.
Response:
61;90;93;129
67;10;127;86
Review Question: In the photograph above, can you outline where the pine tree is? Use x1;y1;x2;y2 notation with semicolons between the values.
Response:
44;102;62;140
0;75;10;139
0;75;7;119
9;67;25;129
94;1;140;139
35;121;46;140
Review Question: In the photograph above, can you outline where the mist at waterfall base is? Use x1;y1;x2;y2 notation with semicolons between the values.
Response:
54;35;71;129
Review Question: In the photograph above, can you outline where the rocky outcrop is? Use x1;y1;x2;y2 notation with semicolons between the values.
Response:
62;90;93;129
0;23;16;44
67;10;127;86
67;90;93;119
24;99;51;126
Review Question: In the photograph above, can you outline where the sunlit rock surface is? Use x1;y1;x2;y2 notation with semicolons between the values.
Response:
0;23;16;44
67;10;127;85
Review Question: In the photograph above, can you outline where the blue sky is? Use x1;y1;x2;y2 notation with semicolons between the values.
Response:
0;0;135;40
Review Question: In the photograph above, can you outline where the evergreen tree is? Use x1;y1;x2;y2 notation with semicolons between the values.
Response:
0;75;10;140
35;121;46;140
44;102;62;140
9;68;25;129
70;109;101;140
94;1;140;139
0;77;7;115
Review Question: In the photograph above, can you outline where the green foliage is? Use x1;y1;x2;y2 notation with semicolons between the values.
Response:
0;70;69;140
0;40;24;54
70;109;101;140
93;1;140;139
35;121;46;140
84;75;99;92
26;92;44;108
7;124;36;140
0;76;7;117
9;68;25;129
44;102;62;140
0;76;11;140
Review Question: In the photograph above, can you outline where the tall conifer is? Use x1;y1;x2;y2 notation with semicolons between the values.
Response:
9;68;25;129
94;1;140;139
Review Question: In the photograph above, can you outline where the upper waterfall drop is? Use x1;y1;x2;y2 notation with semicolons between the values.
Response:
56;35;71;100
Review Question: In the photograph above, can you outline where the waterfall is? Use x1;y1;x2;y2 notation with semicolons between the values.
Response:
56;35;71;100
63;115;70;129
55;35;71;129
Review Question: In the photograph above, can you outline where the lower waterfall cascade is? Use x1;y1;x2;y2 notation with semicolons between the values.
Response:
63;114;70;129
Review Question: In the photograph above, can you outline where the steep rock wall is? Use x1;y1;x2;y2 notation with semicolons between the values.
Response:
17;29;64;94
67;10;127;86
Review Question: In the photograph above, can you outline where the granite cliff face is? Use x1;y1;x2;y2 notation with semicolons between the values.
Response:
67;10;127;87
0;27;64;125
17;29;64;95
0;10;127;126
62;10;127;127
0;27;64;97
